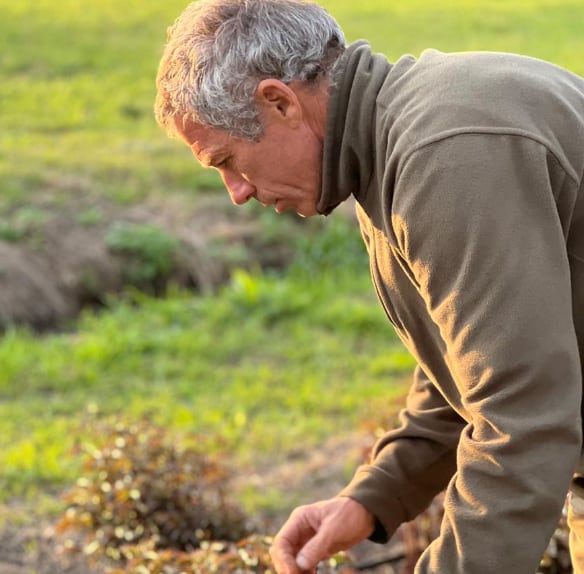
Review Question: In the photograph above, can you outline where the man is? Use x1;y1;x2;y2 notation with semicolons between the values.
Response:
154;0;584;572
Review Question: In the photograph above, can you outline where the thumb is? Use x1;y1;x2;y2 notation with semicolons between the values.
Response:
296;530;332;571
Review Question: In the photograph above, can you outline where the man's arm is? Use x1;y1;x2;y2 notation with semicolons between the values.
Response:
339;365;462;541
391;133;581;572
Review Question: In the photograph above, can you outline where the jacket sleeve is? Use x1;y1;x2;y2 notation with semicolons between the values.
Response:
340;365;463;541
389;133;581;573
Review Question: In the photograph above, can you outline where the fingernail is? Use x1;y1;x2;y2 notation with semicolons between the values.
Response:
296;552;309;571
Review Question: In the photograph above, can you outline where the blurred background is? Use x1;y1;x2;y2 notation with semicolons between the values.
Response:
1;1;583;572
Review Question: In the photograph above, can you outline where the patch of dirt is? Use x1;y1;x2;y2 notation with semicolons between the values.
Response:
0;502;98;574
234;433;377;527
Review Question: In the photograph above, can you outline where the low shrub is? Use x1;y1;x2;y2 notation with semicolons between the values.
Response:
55;418;250;565
105;223;179;287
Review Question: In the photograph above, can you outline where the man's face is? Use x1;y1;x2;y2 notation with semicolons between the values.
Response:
175;80;327;217
177;118;323;217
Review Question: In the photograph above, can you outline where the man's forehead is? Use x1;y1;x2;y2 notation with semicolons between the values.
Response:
176;118;214;145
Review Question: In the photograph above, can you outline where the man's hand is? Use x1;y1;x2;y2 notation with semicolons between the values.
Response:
269;497;375;573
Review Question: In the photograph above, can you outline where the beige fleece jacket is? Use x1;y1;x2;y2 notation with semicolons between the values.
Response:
319;42;584;573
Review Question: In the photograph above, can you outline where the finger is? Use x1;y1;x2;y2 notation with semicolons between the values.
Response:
271;508;319;574
296;528;335;571
294;553;317;574
281;505;320;541
270;547;300;573
270;533;303;574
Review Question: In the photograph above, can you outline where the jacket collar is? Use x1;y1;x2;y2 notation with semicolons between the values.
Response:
318;41;392;215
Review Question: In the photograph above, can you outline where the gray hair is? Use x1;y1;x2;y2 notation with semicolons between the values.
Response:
155;0;345;140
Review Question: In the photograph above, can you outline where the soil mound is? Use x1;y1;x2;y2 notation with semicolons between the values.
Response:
0;195;298;331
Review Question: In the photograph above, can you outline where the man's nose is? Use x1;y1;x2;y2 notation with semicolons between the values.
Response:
225;175;255;205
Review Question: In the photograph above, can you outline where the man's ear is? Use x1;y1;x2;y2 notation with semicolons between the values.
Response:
256;79;302;126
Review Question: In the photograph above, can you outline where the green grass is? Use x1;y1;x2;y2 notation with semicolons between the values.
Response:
0;0;218;213
0;220;413;510
325;0;584;74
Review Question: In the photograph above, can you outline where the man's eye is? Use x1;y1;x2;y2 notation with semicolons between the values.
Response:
215;158;230;169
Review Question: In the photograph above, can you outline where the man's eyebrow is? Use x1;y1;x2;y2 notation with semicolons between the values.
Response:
192;146;224;169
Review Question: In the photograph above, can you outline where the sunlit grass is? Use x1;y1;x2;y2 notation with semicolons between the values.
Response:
0;226;413;504
325;0;584;74
1;0;583;213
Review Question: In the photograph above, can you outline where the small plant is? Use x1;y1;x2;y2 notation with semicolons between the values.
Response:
109;535;274;574
77;207;105;227
0;222;25;242
107;535;355;574
55;418;250;565
290;216;367;278
0;207;49;242
105;222;179;287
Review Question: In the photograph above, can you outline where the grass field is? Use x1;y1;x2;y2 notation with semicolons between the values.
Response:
2;0;584;520
0;234;412;499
